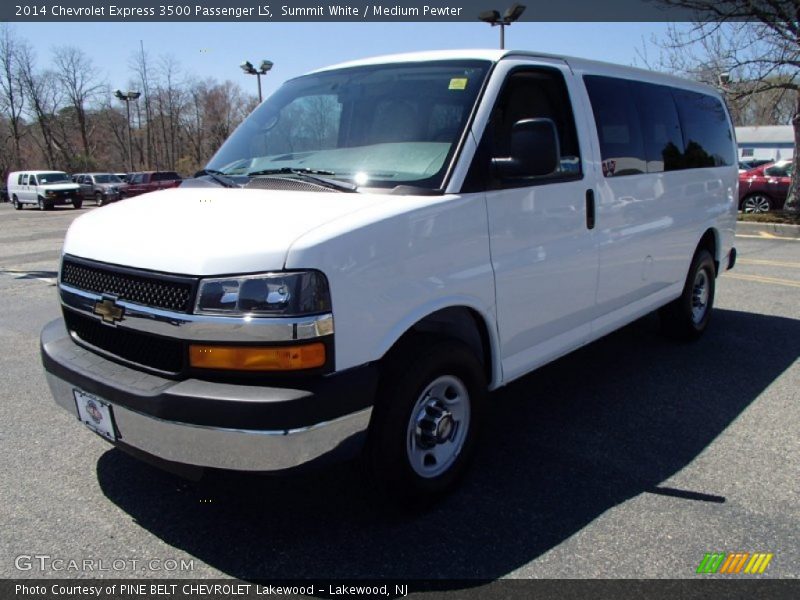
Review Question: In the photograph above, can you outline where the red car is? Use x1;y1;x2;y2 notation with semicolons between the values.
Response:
121;171;182;198
738;160;793;213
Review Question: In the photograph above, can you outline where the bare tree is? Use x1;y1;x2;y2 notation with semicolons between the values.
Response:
651;1;800;211
129;43;158;170
17;44;60;168
152;55;184;169
0;29;254;176
0;25;26;171
53;46;103;161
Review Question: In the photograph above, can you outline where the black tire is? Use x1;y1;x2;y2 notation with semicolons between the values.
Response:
73;199;83;209
12;195;21;210
366;337;486;501
37;196;46;211
660;249;716;341
95;192;104;206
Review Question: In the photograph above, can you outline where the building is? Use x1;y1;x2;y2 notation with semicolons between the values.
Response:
735;125;794;162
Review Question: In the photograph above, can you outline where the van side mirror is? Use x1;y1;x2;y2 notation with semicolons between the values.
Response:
492;118;561;179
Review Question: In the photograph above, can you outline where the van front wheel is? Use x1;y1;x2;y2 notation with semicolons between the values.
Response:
660;249;716;340
367;338;486;501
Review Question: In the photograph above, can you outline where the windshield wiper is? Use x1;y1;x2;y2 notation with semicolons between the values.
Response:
246;167;357;193
194;169;241;188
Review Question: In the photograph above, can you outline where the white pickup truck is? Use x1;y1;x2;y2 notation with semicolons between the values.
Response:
41;50;737;498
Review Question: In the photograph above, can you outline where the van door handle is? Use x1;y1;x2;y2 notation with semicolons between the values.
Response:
586;189;595;230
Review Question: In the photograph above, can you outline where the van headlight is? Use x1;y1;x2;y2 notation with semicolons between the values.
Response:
194;271;331;317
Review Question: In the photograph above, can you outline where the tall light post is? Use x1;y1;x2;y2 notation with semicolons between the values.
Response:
114;89;141;172
479;4;526;49
240;59;274;102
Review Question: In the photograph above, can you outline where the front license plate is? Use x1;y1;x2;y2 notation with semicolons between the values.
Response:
73;389;116;441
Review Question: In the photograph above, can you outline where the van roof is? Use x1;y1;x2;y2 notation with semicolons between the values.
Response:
9;170;67;175
310;49;720;97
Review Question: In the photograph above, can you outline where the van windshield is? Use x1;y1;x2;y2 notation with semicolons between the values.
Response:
205;60;491;191
38;173;71;184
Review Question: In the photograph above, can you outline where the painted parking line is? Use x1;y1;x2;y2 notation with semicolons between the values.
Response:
0;269;57;285
738;258;800;269
735;233;800;241
724;272;800;289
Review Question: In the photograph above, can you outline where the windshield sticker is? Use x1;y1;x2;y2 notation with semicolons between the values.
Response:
448;78;468;90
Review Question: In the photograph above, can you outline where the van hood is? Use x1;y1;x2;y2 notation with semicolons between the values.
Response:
42;183;79;191
63;187;385;275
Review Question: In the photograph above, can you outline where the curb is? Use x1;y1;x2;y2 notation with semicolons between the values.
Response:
736;221;800;238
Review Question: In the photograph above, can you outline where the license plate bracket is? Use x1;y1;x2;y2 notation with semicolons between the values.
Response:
73;389;117;441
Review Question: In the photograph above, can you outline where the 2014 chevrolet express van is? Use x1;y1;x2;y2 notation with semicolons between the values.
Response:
41;50;738;497
8;171;82;210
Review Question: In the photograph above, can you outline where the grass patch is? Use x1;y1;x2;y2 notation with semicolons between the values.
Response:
738;211;800;225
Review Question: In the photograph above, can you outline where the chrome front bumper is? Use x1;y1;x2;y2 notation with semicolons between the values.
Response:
41;319;375;472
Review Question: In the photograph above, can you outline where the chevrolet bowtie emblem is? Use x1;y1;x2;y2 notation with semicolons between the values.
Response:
93;297;124;324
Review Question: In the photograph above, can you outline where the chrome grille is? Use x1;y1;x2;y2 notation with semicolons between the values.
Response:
60;257;196;313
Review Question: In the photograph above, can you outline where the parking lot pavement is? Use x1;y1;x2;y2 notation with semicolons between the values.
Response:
0;202;797;581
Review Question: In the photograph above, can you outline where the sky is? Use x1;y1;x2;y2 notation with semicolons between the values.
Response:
10;21;678;98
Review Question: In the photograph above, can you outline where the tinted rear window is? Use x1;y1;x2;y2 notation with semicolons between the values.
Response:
584;75;734;175
583;76;646;177
633;82;685;173
671;89;734;168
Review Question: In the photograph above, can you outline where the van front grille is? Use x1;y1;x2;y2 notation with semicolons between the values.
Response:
64;310;184;374
61;257;196;313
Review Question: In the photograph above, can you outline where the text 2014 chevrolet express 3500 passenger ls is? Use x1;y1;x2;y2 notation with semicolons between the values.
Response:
41;50;738;499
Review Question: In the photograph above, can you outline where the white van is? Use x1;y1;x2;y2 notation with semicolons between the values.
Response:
8;170;82;210
41;50;738;498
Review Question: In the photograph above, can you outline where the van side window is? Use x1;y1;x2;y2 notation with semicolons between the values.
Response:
671;89;735;168
29;175;36;185
583;76;646;177
633;82;685;173
18;174;25;185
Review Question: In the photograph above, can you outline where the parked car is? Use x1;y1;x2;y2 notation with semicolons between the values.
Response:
42;50;738;499
73;172;126;206
115;173;130;183
7;170;82;210
738;159;793;213
0;185;8;202
738;159;774;174
122;171;182;198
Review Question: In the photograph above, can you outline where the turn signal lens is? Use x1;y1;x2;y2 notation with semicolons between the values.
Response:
189;343;326;371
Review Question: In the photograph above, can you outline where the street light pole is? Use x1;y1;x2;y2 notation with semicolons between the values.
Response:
240;59;274;103
479;4;526;49
114;90;141;173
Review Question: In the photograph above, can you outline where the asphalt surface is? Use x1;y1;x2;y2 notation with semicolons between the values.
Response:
0;201;797;581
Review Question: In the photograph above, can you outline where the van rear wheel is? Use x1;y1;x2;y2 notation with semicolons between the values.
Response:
12;195;21;210
366;337;486;501
660;249;716;340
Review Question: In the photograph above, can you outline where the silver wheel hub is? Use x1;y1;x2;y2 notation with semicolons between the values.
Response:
406;375;470;478
743;196;770;214
691;270;709;324
415;401;455;448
